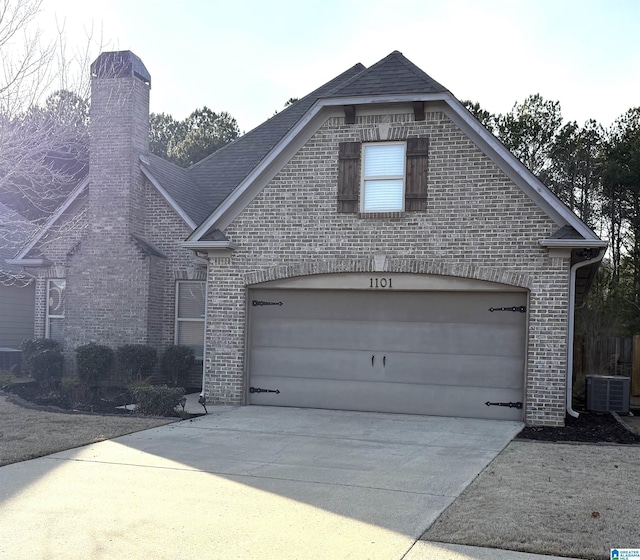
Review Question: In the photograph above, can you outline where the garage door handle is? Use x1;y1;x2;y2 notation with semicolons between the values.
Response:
371;355;375;366
383;355;386;367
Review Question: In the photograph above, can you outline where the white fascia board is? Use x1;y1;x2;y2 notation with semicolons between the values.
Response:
443;96;602;241
182;240;237;259
140;164;197;230
15;176;89;260
5;258;51;266
540;238;608;248
182;241;238;250
318;93;448;106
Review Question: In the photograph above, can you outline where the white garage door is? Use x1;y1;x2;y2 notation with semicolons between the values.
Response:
248;288;526;420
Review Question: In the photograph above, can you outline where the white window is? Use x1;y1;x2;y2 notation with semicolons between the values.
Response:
175;281;206;359
46;279;65;342
361;142;406;212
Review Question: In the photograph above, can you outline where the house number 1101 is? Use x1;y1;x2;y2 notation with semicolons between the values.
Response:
370;277;393;289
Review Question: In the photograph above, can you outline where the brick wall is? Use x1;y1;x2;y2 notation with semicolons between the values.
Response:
204;111;570;426
31;183;203;377
143;182;207;352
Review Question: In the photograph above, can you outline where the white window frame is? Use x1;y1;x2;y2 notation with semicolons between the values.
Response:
45;279;66;340
360;141;406;213
175;280;206;360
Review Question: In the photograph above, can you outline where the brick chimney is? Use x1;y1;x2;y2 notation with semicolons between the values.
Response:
89;51;151;238
63;51;160;353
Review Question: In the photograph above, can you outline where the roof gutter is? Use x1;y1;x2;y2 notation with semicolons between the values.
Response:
5;258;52;267
540;238;608;249
566;248;606;418
182;240;237;251
182;240;238;261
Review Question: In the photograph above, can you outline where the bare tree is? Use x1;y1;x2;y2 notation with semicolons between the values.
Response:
0;0;105;283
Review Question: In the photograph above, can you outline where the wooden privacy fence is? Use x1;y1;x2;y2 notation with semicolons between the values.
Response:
574;335;640;396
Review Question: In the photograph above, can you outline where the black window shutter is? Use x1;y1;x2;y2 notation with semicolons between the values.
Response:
405;137;429;211
337;142;361;213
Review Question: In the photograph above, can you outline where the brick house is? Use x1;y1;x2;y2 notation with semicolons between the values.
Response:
8;50;606;426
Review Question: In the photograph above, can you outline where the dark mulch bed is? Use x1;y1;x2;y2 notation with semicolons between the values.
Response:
518;410;640;444
4;381;133;414
4;380;204;419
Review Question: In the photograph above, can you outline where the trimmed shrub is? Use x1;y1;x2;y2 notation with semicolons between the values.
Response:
131;385;185;416
0;369;15;389
21;338;64;391
161;345;195;387
117;344;157;383
60;376;92;405
75;343;114;389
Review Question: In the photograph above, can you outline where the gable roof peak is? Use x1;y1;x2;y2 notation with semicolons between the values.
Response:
324;51;449;99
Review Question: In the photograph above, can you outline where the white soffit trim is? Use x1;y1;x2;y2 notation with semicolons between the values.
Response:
140;164;197;230
15;176;89;260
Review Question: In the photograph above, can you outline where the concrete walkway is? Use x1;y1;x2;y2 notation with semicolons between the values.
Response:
0;406;577;559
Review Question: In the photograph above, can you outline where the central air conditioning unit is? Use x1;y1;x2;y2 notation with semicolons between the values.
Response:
586;375;631;414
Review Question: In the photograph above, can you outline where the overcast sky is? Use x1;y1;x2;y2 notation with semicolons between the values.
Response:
40;0;640;133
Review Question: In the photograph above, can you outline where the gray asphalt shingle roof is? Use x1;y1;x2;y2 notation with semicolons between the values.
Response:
0;202;37;278
144;154;203;224
147;51;449;228
183;62;366;224
323;51;448;98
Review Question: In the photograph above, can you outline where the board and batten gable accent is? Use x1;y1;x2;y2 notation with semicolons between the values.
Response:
203;109;571;426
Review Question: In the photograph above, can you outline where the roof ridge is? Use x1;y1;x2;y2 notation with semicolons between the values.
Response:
322;52;404;98
323;51;448;99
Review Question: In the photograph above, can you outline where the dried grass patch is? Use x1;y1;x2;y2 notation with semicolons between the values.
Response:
423;440;640;560
0;394;174;466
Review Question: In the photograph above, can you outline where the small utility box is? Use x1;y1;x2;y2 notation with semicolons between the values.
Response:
586;375;631;414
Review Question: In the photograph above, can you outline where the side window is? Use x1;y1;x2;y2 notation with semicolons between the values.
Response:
46;279;65;342
175;281;206;359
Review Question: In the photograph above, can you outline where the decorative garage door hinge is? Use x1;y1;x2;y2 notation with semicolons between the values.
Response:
488;306;526;313
252;300;283;307
250;387;281;394
485;401;523;409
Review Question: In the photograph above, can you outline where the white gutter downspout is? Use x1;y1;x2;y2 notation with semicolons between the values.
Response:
200;265;209;401
566;248;606;417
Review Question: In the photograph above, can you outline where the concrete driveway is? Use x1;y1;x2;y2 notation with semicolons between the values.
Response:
0;406;522;560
